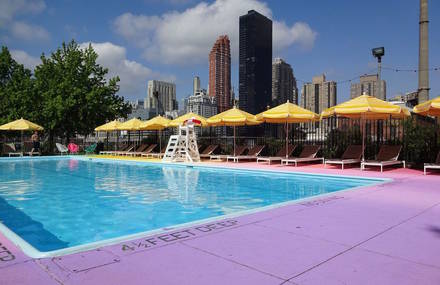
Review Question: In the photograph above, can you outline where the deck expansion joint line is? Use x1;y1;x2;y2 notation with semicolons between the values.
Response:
359;245;440;270
34;259;66;285
279;200;440;285
179;241;288;282
252;222;350;248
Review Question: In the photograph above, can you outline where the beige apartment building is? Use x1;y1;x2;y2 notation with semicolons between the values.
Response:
301;74;337;114
350;74;386;100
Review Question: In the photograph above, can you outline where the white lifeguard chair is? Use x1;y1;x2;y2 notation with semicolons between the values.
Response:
162;119;200;163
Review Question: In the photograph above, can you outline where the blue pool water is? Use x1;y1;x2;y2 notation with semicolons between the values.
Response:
0;157;384;253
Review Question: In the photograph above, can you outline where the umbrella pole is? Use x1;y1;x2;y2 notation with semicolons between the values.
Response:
106;132;109;151
233;126;236;156
286;121;288;159
159;130;162;153
362;114;365;162
21;130;24;152
115;131;118;151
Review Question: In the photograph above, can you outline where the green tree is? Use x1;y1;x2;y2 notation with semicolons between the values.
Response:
34;40;131;148
0;46;39;125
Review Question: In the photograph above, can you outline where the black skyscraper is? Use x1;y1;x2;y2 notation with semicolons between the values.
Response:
239;10;273;115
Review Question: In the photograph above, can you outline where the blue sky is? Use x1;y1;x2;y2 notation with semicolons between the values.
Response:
1;0;439;107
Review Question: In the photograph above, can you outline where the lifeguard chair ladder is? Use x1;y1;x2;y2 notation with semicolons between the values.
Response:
162;122;200;163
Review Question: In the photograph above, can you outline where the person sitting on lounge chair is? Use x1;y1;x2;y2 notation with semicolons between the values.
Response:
324;145;363;170
361;145;405;172
424;151;440;175
30;131;40;156
257;145;296;165
281;145;323;166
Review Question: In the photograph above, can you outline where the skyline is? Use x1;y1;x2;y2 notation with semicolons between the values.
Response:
1;0;439;106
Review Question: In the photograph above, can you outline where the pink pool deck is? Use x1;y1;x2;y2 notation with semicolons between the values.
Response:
1;161;440;285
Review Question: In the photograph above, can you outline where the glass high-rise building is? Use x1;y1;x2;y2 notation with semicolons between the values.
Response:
272;58;298;106
239;10;272;115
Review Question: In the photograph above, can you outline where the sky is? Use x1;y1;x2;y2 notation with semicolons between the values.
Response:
1;0;439;108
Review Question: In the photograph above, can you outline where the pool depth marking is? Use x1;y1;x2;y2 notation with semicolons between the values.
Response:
0;242;15;262
120;220;238;254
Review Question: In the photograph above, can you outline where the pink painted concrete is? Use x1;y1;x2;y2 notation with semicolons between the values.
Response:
1;162;440;284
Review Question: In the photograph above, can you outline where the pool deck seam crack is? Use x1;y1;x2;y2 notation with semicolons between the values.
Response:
33;259;66;285
279;200;440;284
179;240;289;282
358;247;440;270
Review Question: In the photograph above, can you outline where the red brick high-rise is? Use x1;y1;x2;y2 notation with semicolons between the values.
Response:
209;35;231;113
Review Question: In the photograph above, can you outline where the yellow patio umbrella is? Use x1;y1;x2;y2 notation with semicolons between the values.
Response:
117;118;143;131
0;118;44;131
256;100;319;158
139;115;171;153
95;120;121;151
94;120;121;132
167;112;208;127
321;95;410;120
207;107;261;155
413;96;440;117
117;118;144;146
321;94;411;160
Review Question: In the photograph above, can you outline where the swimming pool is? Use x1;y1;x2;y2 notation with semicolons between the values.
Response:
0;157;386;257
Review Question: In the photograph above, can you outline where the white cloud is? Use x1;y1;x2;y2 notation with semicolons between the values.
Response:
0;0;49;42
10;21;50;41
0;0;46;24
80;42;175;99
10;49;40;69
113;0;317;65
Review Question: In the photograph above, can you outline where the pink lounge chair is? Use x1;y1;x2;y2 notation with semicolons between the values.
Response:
68;143;79;154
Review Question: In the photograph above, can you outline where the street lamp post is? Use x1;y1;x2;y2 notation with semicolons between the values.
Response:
372;47;385;100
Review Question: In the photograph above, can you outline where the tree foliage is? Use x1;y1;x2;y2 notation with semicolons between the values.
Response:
0;40;131;149
34;40;131;140
0;47;38;125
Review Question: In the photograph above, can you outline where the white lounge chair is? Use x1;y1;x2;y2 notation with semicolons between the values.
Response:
3;143;22;157
56;143;69;155
361;145;405;172
210;145;247;161
199;145;219;159
424;151;440;175
324;145;363;170
257;144;296;165
227;145;265;163
281;145;323;166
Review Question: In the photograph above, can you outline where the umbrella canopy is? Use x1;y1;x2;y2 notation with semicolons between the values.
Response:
94;120;121;132
140;115;171;130
413;96;440;117
256;101;319;123
256;101;319;158
321;95;410;120
207;107;261;126
117;118;144;131
0;118;44;131
168;112;208;127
